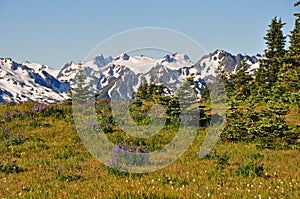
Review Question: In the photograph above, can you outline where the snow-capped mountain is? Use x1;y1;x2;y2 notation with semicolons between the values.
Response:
23;61;61;78
0;58;69;103
96;61;203;100
57;52;193;85
0;50;261;103
56;54;113;84
195;50;261;82
57;52;198;100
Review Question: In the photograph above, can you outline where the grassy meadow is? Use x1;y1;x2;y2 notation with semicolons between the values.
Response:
0;101;299;198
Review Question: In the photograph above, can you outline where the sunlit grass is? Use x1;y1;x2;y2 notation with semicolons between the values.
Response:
0;102;299;198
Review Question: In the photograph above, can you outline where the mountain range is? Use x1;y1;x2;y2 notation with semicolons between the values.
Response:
0;50;261;103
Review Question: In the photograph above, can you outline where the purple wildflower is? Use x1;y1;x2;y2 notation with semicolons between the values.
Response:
124;143;128;151
38;106;45;112
213;149;217;156
32;106;39;112
130;142;136;152
138;147;147;153
1;125;10;137
32;105;46;112
117;143;122;149
144;152;150;159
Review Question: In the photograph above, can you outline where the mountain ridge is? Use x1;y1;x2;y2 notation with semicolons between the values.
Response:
0;50;261;103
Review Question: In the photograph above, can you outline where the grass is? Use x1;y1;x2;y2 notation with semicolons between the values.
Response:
0;102;300;198
286;107;300;126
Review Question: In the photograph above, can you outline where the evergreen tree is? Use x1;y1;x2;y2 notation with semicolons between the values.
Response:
72;62;93;105
256;17;286;92
222;1;300;149
228;59;253;101
274;1;300;105
209;62;227;103
130;83;181;125
287;1;300;65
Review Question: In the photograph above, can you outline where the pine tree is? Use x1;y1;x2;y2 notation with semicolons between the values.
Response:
72;62;93;105
288;1;300;65
255;17;286;100
274;1;300;106
229;59;253;101
210;62;227;103
264;17;286;60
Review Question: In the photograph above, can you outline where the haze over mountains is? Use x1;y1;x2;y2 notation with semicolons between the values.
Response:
0;50;261;103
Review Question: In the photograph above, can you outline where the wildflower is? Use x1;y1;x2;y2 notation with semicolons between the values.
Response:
130;142;136;152
117;143;122;149
32;106;39;112
38;106;45;112
1;125;10;138
32;105;46;112
213;149;217;156
124;142;128;151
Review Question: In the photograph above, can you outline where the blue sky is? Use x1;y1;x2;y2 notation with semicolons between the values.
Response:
0;0;297;69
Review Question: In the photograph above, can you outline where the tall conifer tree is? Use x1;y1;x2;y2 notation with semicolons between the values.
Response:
255;17;286;98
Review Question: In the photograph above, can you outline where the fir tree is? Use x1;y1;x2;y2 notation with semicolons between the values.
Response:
229;59;253;101
255;17;286;99
274;1;300;105
287;1;300;65
210;62;227;103
72;62;93;105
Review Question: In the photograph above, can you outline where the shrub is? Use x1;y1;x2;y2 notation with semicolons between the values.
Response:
108;142;150;171
236;154;264;178
4;135;26;146
203;149;230;170
0;158;22;174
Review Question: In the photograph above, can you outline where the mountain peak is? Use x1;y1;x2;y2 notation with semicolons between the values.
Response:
94;54;113;67
0;58;69;103
115;53;130;61
162;54;175;63
0;50;261;103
